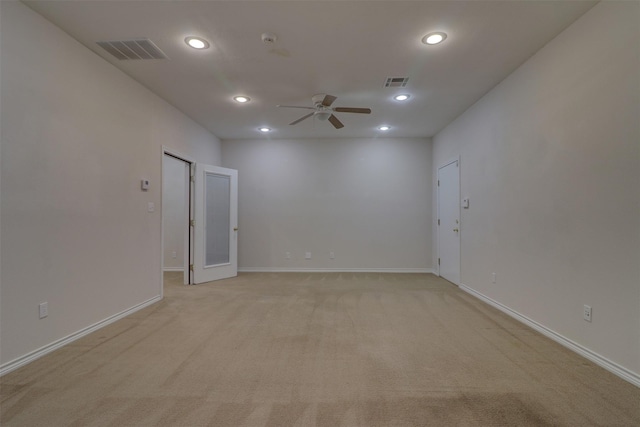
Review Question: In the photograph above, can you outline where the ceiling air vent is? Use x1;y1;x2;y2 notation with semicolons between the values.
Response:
384;77;409;88
96;38;168;60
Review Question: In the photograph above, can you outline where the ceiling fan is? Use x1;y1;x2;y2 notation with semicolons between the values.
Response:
277;94;371;129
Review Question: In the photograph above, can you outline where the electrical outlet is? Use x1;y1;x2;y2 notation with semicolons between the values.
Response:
305;252;311;260
491;272;497;284
285;252;291;260
39;302;48;319
583;305;592;322
329;251;335;260
171;251;177;259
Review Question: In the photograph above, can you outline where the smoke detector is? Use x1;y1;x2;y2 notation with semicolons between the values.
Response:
261;33;277;44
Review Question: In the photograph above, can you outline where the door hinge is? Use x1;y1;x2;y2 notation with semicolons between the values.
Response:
190;219;195;227
438;258;440;265
437;180;440;186
189;264;194;271
190;175;195;183
438;219;440;226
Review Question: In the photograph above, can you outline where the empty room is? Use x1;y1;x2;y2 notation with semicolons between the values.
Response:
1;1;639;426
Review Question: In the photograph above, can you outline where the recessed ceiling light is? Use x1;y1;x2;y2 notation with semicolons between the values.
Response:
394;94;410;101
259;127;271;133
185;36;209;49
422;32;447;45
234;96;250;103
378;126;391;131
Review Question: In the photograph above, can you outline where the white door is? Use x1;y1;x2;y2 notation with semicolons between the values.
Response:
193;164;238;284
438;159;460;285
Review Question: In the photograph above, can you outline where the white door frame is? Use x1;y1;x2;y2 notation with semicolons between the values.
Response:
161;147;196;294
437;156;461;285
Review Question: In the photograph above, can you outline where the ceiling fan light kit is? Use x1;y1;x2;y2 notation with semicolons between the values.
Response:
277;94;371;130
315;111;331;121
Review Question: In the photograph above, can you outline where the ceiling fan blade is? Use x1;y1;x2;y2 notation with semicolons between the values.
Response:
328;114;344;129
333;107;371;114
321;95;337;107
277;105;315;110
290;112;314;125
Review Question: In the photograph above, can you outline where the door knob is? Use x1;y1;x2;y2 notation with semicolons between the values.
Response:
233;227;238;231
453;228;459;232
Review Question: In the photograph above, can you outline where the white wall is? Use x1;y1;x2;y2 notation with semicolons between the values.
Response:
222;137;432;271
0;1;221;368
162;155;189;271
433;2;639;379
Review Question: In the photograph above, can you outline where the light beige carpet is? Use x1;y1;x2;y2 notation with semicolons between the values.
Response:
1;272;639;426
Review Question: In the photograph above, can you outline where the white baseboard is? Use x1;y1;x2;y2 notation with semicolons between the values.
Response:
0;295;162;377
459;284;640;388
238;267;435;274
163;267;184;272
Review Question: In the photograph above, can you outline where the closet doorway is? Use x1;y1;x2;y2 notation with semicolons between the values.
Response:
163;151;193;285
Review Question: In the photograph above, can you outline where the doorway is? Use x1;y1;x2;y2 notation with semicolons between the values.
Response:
162;152;193;285
162;149;239;286
437;158;461;285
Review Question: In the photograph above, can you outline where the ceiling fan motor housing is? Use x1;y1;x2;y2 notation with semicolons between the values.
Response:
312;94;327;106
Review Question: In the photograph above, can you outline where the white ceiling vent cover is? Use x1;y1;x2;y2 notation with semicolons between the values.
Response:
384;77;409;88
96;39;168;60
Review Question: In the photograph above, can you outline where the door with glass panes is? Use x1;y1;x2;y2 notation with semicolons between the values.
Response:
193;164;238;284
